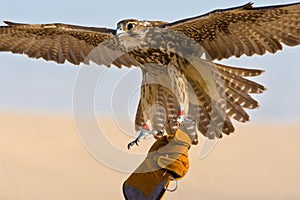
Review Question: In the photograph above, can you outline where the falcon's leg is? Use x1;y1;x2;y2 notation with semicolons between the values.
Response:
128;123;164;149
127;129;149;149
167;106;198;145
174;106;195;127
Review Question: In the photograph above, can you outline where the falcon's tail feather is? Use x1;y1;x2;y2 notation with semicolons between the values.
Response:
216;63;266;94
216;63;267;122
188;77;233;139
215;63;264;77
183;58;266;139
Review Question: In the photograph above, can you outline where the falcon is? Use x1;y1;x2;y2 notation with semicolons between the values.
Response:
0;2;299;148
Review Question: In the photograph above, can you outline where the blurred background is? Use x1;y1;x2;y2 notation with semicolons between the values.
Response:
0;1;299;199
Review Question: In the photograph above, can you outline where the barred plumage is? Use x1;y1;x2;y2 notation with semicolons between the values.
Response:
0;2;299;143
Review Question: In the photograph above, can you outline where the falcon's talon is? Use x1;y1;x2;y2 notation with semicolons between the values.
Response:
135;140;139;146
127;139;140;150
128;123;165;149
128;123;151;149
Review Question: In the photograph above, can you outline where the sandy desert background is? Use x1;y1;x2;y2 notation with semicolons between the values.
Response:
0;112;299;200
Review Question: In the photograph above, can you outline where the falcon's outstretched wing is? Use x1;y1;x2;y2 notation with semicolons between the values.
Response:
164;2;300;60
0;21;136;67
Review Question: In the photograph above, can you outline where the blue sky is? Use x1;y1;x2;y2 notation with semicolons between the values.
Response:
0;0;299;123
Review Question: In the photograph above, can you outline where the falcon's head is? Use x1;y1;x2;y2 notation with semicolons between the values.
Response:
116;19;167;35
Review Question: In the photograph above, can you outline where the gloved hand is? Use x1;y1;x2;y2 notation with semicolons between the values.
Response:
123;128;191;200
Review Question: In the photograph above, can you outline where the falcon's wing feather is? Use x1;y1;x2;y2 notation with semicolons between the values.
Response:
165;2;300;60
0;21;136;67
182;57;266;139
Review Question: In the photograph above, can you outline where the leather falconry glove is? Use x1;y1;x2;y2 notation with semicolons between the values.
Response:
123;128;192;200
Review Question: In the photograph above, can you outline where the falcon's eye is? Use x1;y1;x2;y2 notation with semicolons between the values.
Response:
127;23;135;31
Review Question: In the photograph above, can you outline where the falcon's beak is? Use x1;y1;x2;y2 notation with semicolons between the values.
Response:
116;27;125;35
